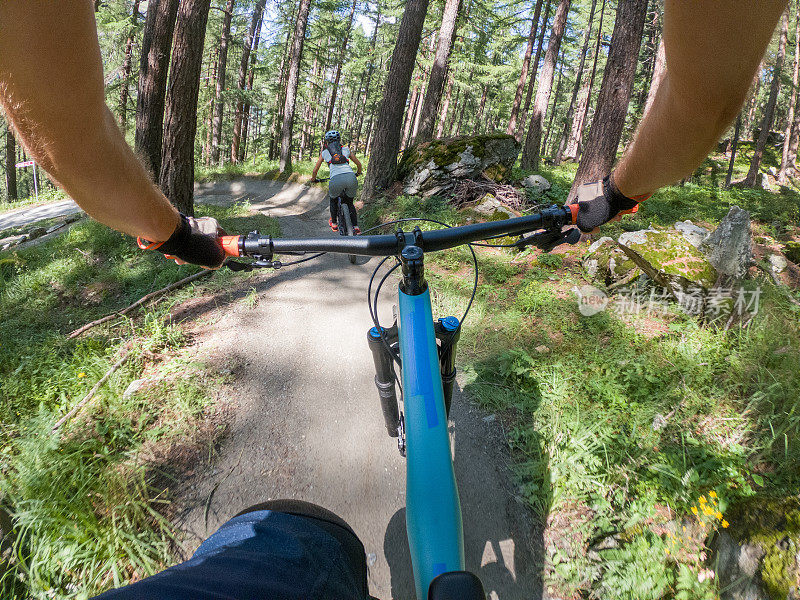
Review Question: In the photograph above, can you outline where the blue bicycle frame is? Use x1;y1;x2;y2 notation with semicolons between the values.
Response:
398;287;464;598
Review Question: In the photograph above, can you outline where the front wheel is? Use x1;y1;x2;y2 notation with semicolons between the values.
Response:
339;203;357;264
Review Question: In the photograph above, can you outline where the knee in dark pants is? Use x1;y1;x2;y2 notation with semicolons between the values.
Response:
235;500;369;597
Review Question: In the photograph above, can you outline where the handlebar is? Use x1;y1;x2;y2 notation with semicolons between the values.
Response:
220;204;580;261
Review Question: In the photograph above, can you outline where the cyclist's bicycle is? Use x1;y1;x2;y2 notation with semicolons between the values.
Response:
313;175;360;264
219;204;581;599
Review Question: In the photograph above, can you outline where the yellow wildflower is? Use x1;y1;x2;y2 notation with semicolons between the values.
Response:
709;491;717;498
722;520;729;528
691;506;698;515
699;496;706;504
78;372;86;378
716;511;723;520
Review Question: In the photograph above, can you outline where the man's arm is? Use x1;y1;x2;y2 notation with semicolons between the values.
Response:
0;0;179;242
615;0;788;197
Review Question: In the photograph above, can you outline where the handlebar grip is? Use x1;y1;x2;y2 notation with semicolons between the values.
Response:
568;203;579;225
220;235;242;257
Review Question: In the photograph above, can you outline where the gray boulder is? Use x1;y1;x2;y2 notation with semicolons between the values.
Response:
398;134;520;197
583;236;641;284
700;206;753;282
521;174;551;194
675;220;710;248
711;496;800;600
472;194;518;218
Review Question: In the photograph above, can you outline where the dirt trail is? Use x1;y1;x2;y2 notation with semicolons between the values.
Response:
175;179;546;600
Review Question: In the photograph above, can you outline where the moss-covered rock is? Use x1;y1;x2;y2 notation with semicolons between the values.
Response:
397;134;520;197
583;237;641;285
618;229;718;311
783;240;800;264
711;496;800;600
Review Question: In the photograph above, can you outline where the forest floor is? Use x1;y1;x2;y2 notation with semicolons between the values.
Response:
2;140;799;599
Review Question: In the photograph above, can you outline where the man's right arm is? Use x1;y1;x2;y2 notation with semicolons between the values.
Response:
0;0;181;243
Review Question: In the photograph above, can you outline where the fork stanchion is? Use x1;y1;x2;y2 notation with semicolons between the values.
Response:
367;326;400;437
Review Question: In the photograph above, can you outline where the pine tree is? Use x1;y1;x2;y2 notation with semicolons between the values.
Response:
279;0;312;173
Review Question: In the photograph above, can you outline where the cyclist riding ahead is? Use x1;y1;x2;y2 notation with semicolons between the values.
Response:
310;130;364;233
0;0;788;598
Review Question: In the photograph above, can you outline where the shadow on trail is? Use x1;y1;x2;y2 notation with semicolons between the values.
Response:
383;382;549;600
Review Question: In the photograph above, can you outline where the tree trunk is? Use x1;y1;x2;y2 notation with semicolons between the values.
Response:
516;0;552;141
230;0;266;163
362;0;431;200
401;83;421;151
745;63;764;134
553;0;596;165
521;0;570;171
415;0;461;142
569;0;648;197
565;0;606;160
745;9;789;187
239;9;264;162
119;0;142;134
780;3;800;182
324;0;358;132
211;0;235;165
446;82;460;136
159;0;212;215
726;113;742;188
436;73;454;138
507;0;544;137
5;125;17;201
204;51;217;165
354;2;382;151
474;84;489;134
279;0;312;173
268;27;291;161
135;0;179;180
542;49;564;156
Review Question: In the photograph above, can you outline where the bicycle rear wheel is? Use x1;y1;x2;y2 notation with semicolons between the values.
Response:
339;201;357;264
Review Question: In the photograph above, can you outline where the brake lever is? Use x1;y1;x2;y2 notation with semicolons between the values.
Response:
515;227;581;253
224;259;283;271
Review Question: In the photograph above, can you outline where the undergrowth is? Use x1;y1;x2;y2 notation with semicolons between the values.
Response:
0;202;278;599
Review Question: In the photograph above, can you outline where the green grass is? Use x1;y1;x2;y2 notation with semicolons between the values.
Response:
0;201;279;599
364;165;800;598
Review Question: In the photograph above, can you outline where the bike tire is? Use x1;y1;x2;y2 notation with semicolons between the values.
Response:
340;202;357;264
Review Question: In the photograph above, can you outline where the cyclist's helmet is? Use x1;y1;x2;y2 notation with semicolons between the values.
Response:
324;130;341;144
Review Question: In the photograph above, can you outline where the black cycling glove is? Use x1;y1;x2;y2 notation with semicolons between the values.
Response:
571;175;647;233
139;214;226;268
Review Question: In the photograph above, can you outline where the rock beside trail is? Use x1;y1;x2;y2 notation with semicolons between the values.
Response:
783;241;800;264
472;194;520;219
618;228;718;295
398;134;520;197
675;220;710;248
521;174;551;194
700;206;753;282
583;237;641;285
711;496;800;600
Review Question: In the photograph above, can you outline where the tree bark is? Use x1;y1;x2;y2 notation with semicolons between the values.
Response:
135;0;179;180
159;0;212;215
569;0;648;197
401;83;421;151
415;0;461;142
436;73;454;138
362;0;431;200
324;0;358;132
239;9;264;161
354;2;382;151
542;49;564;155
474;83;489;134
745;8;789;187
119;0;142;134
780;2;800;182
565;0;606;160
516;0;552;141
726;113;742;188
5;124;17;201
554;0;596;165
507;0;544;137
279;0;312;173
521;0;571;171
211;0;235;165
231;0;266;163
